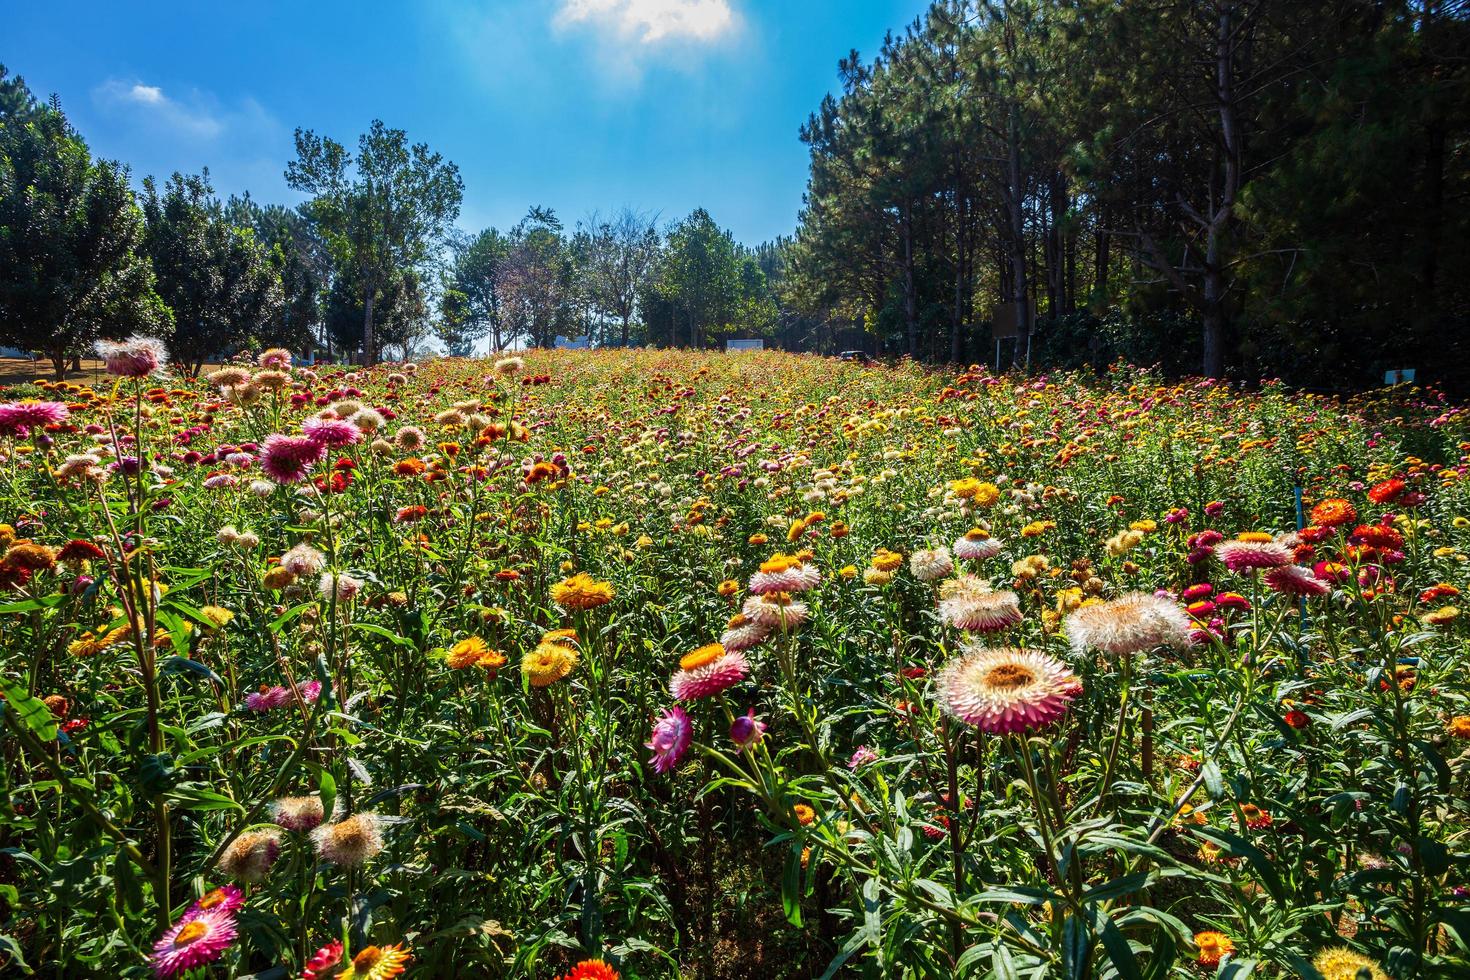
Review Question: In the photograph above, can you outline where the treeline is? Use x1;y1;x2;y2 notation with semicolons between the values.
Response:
0;64;804;376
781;0;1470;386
436;205;786;356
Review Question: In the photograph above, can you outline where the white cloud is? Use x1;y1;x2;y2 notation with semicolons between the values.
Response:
125;83;165;106
554;0;736;44
94;79;225;140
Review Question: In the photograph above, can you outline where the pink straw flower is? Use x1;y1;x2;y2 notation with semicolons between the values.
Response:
646;706;692;774
1216;538;1292;572
259;434;326;484
302;416;362;447
0;401;69;436
935;646;1081;735
670;648;749;701
938;576;1023;632
150;906;237;978
96;335;168;378
729;708;766;752
1265;565;1331;598
179;885;244;922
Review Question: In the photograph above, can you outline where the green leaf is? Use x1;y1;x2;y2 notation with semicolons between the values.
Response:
0;680;57;741
165;786;244;813
350;622;414;647
1201;761;1225;800
1091;906;1142;980
781;842;803;927
1193;827;1285;903
0;933;33;975
972;885;1062;905
1081;871;1151;906
269;602;314;633
307;762;337;822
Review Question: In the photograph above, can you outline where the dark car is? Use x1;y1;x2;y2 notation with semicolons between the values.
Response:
839;350;874;365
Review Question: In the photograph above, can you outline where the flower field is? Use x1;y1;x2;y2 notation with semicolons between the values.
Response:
4;344;1470;979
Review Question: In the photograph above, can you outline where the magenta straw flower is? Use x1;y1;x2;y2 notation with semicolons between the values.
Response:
1215;537;1292;572
259;434;326;484
935;646;1080;735
646;706;692;774
1265;564;1332;598
95;335;168;378
244;686;291;712
180;885;244;921
729;708;767;752
302;416;363;447
150;906;237;978
0;401;69;436
670;646;749;701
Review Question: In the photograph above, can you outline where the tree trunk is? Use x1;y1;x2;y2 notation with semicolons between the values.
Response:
1203;1;1241;379
621;312;630;348
361;283;377;366
49;346;66;382
1092;228;1110;305
901;199;918;358
1005;111;1031;369
1421;121;1445;300
71;354;82;372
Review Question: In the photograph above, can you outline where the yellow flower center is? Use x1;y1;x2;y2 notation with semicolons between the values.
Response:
680;644;724;671
983;663;1035;690
197;888;228;910
174;920;208;946
759;554;799;574
353;946;383;969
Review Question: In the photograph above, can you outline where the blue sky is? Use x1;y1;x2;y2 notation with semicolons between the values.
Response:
7;0;926;246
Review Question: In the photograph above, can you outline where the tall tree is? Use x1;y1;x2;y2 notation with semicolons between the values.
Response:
227;194;326;357
285;120;461;364
658;209;743;348
142;172;283;375
0;65;170;378
501;207;577;349
444;227;512;353
579;208;661;347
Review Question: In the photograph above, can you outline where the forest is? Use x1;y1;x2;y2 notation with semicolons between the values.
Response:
5;2;1468;387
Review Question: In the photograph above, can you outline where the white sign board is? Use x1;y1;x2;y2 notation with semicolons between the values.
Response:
555;335;591;350
726;339;763;352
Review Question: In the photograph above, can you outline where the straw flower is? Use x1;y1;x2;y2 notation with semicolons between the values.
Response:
1194;931;1234;968
935;646;1080;734
522;641;578;687
216;829;281;882
670;643;749;700
551;572;615;611
1065;592;1190;656
909;546;954;582
1312;946;1388;980
1216;534;1292;572
336;943;412;980
96;335;168;378
271;795;326;832
938;575;1023;632
742;592;809;630
311;812;384;867
646;706;692;774
149;907;236;978
953;529;1003;560
720;612;770;652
